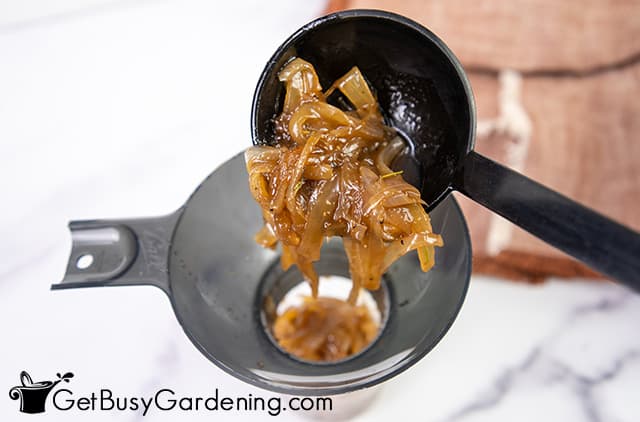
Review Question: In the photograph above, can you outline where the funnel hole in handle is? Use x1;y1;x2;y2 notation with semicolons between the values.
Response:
75;254;94;270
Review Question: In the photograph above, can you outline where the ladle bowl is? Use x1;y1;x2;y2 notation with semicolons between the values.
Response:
252;9;640;292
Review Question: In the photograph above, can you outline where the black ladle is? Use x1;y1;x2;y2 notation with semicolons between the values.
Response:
252;9;640;291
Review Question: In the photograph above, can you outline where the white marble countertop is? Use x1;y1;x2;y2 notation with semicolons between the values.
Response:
0;1;637;420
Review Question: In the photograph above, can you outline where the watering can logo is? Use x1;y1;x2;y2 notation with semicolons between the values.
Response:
9;370;74;414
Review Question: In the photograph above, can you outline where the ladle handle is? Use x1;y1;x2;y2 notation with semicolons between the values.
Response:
454;151;640;292
52;211;182;295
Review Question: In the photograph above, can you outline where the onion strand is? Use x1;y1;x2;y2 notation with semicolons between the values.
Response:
246;58;443;304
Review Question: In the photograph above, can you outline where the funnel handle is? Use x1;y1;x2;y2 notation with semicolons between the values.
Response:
454;151;640;292
52;211;182;295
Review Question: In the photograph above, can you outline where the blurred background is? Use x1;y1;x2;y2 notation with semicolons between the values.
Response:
0;0;638;421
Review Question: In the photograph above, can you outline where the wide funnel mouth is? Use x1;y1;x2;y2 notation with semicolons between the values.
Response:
167;152;471;395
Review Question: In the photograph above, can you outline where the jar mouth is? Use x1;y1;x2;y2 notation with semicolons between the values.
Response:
258;245;391;366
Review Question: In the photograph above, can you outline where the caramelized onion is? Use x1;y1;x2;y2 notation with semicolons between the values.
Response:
273;297;378;362
246;58;442;304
